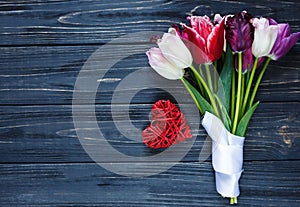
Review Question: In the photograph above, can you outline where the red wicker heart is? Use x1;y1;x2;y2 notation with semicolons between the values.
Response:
142;100;192;149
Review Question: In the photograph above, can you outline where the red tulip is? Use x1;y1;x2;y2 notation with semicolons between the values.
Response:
177;15;225;64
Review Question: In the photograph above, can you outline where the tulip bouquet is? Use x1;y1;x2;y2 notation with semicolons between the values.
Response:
145;11;300;204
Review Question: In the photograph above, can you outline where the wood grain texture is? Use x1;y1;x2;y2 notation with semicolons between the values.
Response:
0;103;299;163
0;161;299;207
0;45;299;105
1;0;300;206
0;0;299;45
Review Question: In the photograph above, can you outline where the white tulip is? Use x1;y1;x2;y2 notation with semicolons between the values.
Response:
146;47;184;80
252;17;279;57
157;28;193;68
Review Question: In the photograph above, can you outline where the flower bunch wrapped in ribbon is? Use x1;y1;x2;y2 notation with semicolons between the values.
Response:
146;10;300;204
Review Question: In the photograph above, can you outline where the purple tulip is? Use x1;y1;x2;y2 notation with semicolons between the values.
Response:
234;47;265;73
268;19;300;60
234;47;253;73
225;11;254;52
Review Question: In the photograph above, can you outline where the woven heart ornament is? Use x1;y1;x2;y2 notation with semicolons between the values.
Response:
142;100;192;149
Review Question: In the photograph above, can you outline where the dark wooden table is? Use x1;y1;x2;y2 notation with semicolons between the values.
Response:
1;0;299;206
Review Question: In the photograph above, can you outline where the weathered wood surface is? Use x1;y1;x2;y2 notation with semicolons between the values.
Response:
0;45;299;105
0;0;299;206
0;161;300;207
0;0;299;46
0;103;299;163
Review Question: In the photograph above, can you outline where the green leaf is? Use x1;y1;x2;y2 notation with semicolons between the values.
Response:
182;78;214;115
236;101;260;136
217;46;234;112
214;94;231;131
221;104;232;131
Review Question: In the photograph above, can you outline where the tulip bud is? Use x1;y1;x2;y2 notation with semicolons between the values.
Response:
251;17;279;58
146;47;184;80
225;11;254;53
157;28;193;68
178;15;225;64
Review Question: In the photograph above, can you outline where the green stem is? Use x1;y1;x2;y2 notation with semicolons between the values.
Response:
230;69;236;121
192;65;204;95
249;57;271;107
214;93;231;130
213;61;218;92
205;64;214;93
239;74;246;120
213;60;217;70
240;74;245;113
214;94;224;121
230;197;234;205
232;52;242;134
190;65;220;118
199;65;209;100
229;197;238;204
246;69;250;86
241;57;258;115
181;78;203;114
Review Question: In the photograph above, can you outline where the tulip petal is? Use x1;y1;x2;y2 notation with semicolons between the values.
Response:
181;15;225;64
207;18;225;62
270;32;300;60
269;21;300;60
158;33;193;68
188;16;213;39
278;24;290;37
225;12;254;52
181;24;210;64
268;18;278;26
252;18;279;57
146;47;184;80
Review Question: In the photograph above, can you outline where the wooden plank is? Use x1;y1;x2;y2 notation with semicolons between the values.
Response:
0;161;299;206
0;45;299;105
0;0;299;46
1;0;299;206
0;103;299;163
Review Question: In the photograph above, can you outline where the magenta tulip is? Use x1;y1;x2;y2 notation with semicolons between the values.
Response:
176;15;225;64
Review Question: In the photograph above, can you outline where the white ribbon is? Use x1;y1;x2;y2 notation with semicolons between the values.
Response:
201;112;245;197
